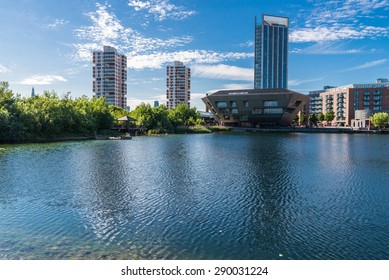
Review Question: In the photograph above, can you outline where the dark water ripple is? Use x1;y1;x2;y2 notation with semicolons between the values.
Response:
1;133;389;259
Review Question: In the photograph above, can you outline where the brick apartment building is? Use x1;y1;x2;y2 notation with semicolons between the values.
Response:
306;79;389;126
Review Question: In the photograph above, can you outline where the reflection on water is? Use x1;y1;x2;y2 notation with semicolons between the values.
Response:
0;133;388;259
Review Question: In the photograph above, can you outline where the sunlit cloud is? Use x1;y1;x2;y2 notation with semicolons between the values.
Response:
290;26;389;43
290;41;363;54
305;0;389;26
239;40;254;48
338;59;388;72
73;3;192;62
18;75;68;85
292;0;389;43
289;77;324;86
46;19;69;29
72;3;251;70
191;64;254;81
0;64;10;73
127;51;253;69
128;0;196;21
222;83;253;89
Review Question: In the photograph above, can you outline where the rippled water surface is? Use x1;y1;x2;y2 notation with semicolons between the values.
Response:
0;133;388;259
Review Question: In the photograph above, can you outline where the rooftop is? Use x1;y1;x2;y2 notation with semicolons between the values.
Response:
322;78;389;92
208;88;300;96
262;15;289;27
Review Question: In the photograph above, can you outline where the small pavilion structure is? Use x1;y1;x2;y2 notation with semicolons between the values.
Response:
116;115;136;129
112;115;144;135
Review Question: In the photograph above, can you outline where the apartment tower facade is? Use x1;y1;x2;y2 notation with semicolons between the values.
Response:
319;79;389;126
93;46;127;109
166;61;191;110
254;15;289;89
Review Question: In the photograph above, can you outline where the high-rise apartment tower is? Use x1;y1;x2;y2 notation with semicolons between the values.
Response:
93;46;127;108
166;61;191;110
254;15;289;89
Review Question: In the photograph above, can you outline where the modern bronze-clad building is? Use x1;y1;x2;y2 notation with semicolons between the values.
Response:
202;88;308;127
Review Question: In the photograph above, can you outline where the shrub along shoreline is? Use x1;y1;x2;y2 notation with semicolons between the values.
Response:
0;82;214;144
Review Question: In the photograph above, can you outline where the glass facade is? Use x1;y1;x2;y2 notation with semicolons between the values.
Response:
264;100;278;107
254;15;288;89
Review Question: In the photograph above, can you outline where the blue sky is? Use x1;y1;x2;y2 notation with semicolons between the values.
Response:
1;0;389;110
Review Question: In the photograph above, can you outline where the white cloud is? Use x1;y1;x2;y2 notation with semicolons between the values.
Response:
191;64;253;81
191;93;207;100
305;0;389;26
127;51;253;69
239;41;254;48
72;43;102;61
339;59;388;72
290;26;389;43
72;3;252;70
46;19;69;29
292;0;389;43
128;0;196;21
222;83;253;89
290;42;363;54
0;64;10;73
18;75;67;85
289;77;324;86
205;83;253;94
73;3;192;62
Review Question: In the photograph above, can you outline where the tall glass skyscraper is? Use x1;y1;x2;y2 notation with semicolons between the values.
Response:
254;15;289;89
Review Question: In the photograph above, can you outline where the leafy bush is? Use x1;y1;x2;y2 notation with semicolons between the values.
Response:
0;82;117;142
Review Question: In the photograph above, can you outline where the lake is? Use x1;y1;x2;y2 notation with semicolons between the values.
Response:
0;132;388;259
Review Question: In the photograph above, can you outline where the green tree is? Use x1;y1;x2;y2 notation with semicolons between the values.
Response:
168;104;200;127
90;97;114;132
0;82;27;141
325;111;335;122
318;112;325;122
130;103;156;130
370;112;389;129
153;105;173;133
1;82;117;142
308;113;318;126
300;113;307;125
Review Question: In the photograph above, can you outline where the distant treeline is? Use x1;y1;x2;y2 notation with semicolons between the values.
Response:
0;82;205;142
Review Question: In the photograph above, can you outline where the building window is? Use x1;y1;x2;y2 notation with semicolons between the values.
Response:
363;91;370;96
363;101;370;106
230;101;237;108
243;100;249;107
264;108;283;114
354;95;359;101
252;108;262;115
354;91;359;95
373;96;383;101
373;90;382;95
240;115;248;121
264;100;278;107
216;101;227;108
363;96;370;101
373;106;382;111
231;108;239;114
